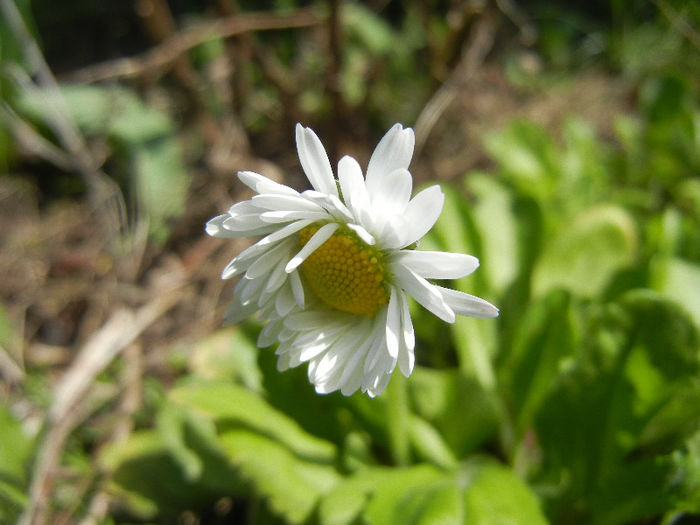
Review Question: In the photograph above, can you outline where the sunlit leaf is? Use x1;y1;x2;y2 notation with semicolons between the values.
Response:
532;204;638;298
170;380;337;462
499;290;577;439
188;326;263;393
219;429;340;524
535;291;700;520
462;461;549;525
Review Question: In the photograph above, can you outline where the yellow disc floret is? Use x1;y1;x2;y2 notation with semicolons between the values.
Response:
298;224;389;317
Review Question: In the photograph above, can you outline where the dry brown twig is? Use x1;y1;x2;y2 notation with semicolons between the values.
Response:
19;285;186;525
67;7;323;84
414;5;498;154
0;0;127;243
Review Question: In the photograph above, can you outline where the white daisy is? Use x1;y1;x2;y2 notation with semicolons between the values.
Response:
207;123;498;397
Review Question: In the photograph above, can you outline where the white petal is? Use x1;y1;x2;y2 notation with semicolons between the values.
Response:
222;236;296;279
392;250;480;279
289;270;305;307
399;185;445;248
238;170;299;196
222;299;258;325
365;124;415;195
237;275;266;304
256;219;314;247
274;281;296;316
252;194;322;212
295;124;338;197
285;222;339;272
301;190;354;222
396;290;415;378
258;319;283;347
206;215;239;238
347;223;376;245
261;210;328;223
338;155;370;220
385;287;401;359
371;167;412;215
332;324;374;393
259;261;289;304
365;372;392;398
392;264;456;323
435;286;500;318
284;309;343;331
221;255;253;280
222;213;269;233
244;240;291;279
398;289;415;352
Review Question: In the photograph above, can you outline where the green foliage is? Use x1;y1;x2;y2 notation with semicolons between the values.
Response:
12;84;190;242
4;1;700;523
0;406;35;524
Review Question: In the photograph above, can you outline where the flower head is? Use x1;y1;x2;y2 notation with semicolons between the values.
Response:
207;123;498;397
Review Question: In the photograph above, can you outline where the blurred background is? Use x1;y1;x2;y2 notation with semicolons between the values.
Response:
1;0;700;524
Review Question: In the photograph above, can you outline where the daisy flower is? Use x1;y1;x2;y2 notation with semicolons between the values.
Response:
206;123;498;397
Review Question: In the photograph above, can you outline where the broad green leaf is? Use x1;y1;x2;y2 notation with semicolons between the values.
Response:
499;290;577;439
462;461;549;525
424;183;479;263
319;465;445;525
409;367;501;458
409;415;458;469
422;183;497;385
484;120;560;203
342;3;396;55
560;117;612;213
170;380;337;462
129;137;189;243
398;480;462;525
219;429;340;524
590;455;692;525
535;291;699;520
0;405;34;481
464;172;519;295
532;204;637;298
363;465;451;525
0;405;33;523
654;257;700;330
15;84;189;242
188;326;263;392
155;400;224;482
100;429;243;519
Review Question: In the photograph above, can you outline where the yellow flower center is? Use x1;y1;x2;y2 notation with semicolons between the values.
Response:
298;224;388;317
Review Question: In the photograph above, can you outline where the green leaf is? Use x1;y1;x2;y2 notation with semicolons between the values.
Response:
100;429;243;519
219;429;340;524
464;172;519;296
462;461;549;525
484;120;560;203
187;327;263;393
0;405;34;522
535;291;700;520
499;290;577;439
422;183;497;386
399;480;462;524
170;380;337;463
409;415;458;469
363;465;451;525
319;465;445;525
560;117;612;213
409;367;501;458
342;3;396;55
15;84;189;242
532;204;638;298
128;136;189;243
654;257;700;330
